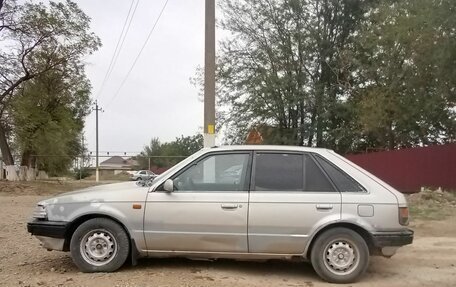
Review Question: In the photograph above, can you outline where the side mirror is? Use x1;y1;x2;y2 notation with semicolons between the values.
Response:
163;179;174;193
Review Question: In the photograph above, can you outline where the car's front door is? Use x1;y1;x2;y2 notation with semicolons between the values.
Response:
144;152;251;253
248;152;341;254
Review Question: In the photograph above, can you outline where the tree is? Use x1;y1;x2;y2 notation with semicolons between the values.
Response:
11;60;91;178
0;0;100;179
216;0;373;150
352;0;456;150
137;135;203;169
200;0;454;153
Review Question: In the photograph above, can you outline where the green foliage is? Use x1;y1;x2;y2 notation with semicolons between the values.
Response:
213;0;455;152
0;0;100;169
11;65;91;175
353;0;456;149
216;0;375;150
137;134;203;169
73;167;91;180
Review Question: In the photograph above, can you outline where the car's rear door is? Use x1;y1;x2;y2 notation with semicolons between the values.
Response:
144;151;252;253
248;151;341;254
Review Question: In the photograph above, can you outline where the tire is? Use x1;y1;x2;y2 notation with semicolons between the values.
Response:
70;218;130;272
310;227;369;284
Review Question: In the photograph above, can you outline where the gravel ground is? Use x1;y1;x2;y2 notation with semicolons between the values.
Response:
1;193;455;287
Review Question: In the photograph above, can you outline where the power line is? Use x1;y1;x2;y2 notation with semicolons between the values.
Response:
95;0;139;100
114;0;141;72
105;0;170;108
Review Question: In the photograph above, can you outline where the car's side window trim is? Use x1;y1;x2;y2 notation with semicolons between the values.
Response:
310;153;367;193
166;151;253;193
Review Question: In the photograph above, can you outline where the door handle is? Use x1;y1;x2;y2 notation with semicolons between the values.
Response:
316;204;333;211
221;203;239;210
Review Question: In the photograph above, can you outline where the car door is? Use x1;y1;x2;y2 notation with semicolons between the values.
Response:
144;151;252;253
248;152;341;254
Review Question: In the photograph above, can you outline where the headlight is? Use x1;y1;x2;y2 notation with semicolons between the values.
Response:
33;205;47;220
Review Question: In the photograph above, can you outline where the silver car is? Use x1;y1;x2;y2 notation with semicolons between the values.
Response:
130;170;156;181
28;146;413;283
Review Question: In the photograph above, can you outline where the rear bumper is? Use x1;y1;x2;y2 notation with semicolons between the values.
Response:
27;220;69;239
371;229;414;247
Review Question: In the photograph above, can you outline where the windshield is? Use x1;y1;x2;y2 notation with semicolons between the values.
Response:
149;148;209;186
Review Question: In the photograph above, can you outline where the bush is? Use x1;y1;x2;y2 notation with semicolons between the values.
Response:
73;168;91;180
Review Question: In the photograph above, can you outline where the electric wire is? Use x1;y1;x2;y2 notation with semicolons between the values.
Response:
95;0;139;100
105;0;170;108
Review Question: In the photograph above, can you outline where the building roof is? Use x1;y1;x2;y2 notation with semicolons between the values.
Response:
100;156;138;168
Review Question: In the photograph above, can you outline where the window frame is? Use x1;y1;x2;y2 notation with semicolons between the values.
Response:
165;151;253;193
249;151;339;193
310;153;367;193
250;151;304;192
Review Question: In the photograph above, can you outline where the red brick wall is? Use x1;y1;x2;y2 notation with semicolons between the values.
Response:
345;144;456;193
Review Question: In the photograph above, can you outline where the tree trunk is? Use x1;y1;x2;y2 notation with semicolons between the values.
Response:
0;122;19;181
37;170;48;180
307;107;317;147
26;167;36;181
21;150;33;166
5;166;19;181
0;122;14;165
18;166;27;181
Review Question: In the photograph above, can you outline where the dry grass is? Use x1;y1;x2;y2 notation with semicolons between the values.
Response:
407;188;456;220
0;180;102;196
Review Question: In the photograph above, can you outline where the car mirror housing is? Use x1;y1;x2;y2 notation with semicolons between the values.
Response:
163;179;174;193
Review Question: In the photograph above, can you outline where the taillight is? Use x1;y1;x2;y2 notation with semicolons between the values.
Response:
399;207;409;226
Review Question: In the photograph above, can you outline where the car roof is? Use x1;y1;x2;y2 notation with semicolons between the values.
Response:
206;145;332;153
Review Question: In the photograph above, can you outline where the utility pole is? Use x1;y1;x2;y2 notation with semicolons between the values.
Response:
93;101;103;182
80;134;84;180
204;0;216;147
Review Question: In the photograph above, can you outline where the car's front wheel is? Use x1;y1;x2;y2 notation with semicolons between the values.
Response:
70;218;130;272
310;227;369;283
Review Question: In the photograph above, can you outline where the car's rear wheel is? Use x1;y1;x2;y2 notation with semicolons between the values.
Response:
310;227;369;283
70;218;129;272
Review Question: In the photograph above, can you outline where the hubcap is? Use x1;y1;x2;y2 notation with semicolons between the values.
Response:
323;239;359;275
80;229;117;266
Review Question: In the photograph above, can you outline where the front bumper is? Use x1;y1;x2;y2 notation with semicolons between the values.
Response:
27;220;69;238
371;229;414;247
27;220;70;251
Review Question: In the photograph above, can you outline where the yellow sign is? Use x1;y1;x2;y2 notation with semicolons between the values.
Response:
208;124;215;134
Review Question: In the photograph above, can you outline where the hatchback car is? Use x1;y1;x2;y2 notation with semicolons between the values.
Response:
27;146;413;283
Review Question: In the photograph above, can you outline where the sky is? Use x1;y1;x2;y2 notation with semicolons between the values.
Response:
76;0;209;155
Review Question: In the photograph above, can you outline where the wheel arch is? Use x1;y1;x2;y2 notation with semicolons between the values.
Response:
63;213;131;252
304;222;374;259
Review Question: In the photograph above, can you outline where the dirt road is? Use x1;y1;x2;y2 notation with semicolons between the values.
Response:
1;193;455;287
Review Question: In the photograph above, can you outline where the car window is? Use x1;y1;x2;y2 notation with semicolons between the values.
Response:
314;155;366;192
140;171;146;175
173;153;250;192
253;153;336;192
304;155;336;192
254;153;303;191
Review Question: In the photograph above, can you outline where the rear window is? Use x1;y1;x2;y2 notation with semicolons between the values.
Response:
314;155;366;192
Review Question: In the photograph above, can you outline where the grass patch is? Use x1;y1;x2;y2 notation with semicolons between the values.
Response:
0;180;102;196
407;188;456;220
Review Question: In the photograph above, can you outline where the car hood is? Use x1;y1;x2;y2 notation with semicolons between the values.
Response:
39;182;149;206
